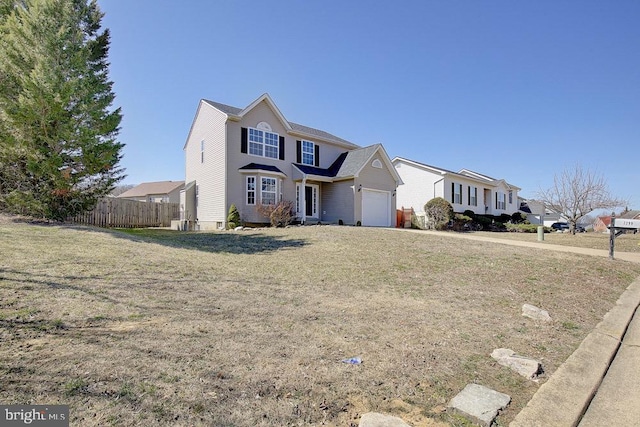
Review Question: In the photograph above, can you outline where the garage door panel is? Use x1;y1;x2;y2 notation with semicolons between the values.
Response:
362;189;390;227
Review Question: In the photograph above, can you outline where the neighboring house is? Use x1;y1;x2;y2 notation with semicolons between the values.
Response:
182;93;402;229
594;216;612;233
519;199;566;226
117;181;184;203
620;210;640;220
392;157;520;217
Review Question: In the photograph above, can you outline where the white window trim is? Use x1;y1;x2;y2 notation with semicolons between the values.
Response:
469;186;477;207
453;183;462;204
260;176;277;206
301;140;315;166
249;127;279;160
496;191;506;210
246;176;256;206
296;183;319;217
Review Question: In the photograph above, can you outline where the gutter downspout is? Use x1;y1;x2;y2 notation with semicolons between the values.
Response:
434;176;445;199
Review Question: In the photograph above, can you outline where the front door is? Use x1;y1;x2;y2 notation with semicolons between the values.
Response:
305;186;314;217
297;183;318;218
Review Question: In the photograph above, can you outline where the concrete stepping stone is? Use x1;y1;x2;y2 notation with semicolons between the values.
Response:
491;348;544;380
359;412;411;427
522;303;552;322
447;383;510;427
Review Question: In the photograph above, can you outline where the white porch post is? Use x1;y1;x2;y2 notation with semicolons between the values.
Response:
300;177;307;224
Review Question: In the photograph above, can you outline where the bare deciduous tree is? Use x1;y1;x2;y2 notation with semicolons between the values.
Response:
537;164;626;234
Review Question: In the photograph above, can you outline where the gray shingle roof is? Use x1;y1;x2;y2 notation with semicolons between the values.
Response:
117;181;184;198
202;98;357;147
289;122;355;147
293;145;384;180
238;163;285;175
335;144;381;178
294;152;349;178
620;210;640;219
202;99;242;116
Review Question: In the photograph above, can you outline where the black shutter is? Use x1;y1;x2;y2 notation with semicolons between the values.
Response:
451;183;455;203
279;136;285;160
467;186;470;205
296;140;301;163
314;144;320;167
241;127;248;154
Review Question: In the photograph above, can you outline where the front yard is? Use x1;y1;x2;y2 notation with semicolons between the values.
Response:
1;218;639;426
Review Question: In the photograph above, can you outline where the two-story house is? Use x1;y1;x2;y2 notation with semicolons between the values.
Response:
392;157;521;217
182;94;402;230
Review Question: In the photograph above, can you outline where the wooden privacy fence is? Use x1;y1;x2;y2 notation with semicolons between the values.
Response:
70;198;180;228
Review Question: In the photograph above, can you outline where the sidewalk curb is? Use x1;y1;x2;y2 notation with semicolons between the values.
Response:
510;277;640;427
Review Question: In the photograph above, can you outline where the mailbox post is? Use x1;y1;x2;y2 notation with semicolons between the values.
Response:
608;213;640;260
609;212;615;259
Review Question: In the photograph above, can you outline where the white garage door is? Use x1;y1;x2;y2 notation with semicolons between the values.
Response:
362;189;390;227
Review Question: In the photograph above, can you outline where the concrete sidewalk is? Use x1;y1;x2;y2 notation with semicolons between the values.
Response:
511;276;640;427
394;228;640;263
578;296;640;426
390;228;640;426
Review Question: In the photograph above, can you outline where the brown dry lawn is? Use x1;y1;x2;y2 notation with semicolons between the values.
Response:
1;217;640;426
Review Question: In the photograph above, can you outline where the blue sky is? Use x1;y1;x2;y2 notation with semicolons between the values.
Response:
98;1;640;209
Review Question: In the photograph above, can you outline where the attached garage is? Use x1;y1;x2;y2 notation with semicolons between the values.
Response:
361;188;391;227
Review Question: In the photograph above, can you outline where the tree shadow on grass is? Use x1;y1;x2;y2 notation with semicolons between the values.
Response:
0;268;121;304
107;228;309;255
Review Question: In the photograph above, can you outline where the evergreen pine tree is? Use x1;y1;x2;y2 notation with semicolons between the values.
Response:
0;0;124;220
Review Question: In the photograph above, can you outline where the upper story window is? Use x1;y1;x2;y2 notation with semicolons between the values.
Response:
302;141;314;165
508;190;513;204
248;128;279;159
200;140;205;163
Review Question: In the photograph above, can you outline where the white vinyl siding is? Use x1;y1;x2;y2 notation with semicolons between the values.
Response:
393;161;438;215
184;102;228;227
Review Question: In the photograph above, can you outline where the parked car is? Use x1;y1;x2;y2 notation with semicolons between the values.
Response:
551;222;570;231
575;225;586;233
